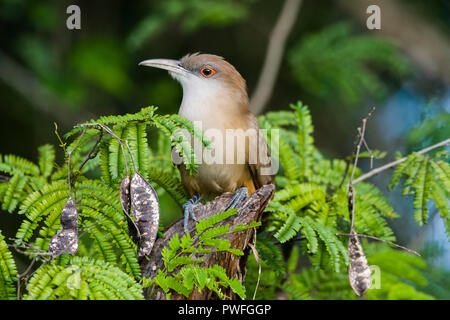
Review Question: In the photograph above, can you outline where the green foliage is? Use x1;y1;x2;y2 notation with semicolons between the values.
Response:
66;106;210;182
388;152;449;234
364;243;434;300
261;101;395;273
0;106;216;300
407;111;450;149
14;178;141;280
288;22;410;107
24;257;144;300
0;230;18;300
0;146;57;213
250;101;448;300
127;0;254;50
0;103;447;300
145;209;255;299
246;243;434;300
70;38;133;98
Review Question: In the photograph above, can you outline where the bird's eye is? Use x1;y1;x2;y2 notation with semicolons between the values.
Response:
200;67;216;78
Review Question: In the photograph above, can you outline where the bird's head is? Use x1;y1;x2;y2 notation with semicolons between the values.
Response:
139;53;248;112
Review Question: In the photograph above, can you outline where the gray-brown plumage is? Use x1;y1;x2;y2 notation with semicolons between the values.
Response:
140;53;274;230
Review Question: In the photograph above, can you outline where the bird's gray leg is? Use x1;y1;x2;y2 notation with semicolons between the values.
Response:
183;193;202;233
226;187;248;210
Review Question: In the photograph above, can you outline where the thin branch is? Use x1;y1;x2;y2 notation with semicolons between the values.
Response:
79;123;137;173
348;108;374;230
335;233;420;256
353;138;450;185
248;242;261;300
77;129;103;172
360;134;374;169
280;233;419;256
249;0;303;115
16;256;37;300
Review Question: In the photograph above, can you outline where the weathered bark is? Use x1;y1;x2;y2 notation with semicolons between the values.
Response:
140;184;275;300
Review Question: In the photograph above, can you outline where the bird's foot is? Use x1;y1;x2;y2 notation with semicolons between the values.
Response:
183;193;202;233
226;187;248;211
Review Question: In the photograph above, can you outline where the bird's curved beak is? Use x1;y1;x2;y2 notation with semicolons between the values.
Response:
138;59;188;77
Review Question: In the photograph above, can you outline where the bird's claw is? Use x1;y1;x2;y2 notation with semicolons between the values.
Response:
226;187;248;211
183;193;201;233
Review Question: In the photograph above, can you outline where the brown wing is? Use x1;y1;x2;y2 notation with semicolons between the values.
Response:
246;112;275;189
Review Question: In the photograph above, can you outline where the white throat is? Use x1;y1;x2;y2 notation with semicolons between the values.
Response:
176;75;234;129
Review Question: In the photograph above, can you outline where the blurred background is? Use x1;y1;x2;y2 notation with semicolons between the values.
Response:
0;0;449;292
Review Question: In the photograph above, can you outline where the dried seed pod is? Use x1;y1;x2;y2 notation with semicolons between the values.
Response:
348;233;372;296
120;175;139;243
120;175;131;215
48;196;79;257
130;172;159;258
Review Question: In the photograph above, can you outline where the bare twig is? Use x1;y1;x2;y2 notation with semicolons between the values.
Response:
348;109;374;230
8;239;53;300
353;138;450;185
248;242;261;300
282;233;419;256
249;0;303;115
16;256;37;300
346;110;375;296
79;123;137;173
335;233;420;256
7;239;53;257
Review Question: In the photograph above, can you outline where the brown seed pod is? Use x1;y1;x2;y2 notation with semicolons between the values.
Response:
120;175;131;215
120;175;140;243
130;172;159;258
348;233;372;296
48;196;79;257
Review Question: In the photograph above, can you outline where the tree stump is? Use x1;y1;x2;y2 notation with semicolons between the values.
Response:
140;183;275;300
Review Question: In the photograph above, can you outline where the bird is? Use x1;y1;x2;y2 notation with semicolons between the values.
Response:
139;53;274;232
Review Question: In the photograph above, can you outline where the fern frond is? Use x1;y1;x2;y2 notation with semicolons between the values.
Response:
281;278;312;300
0;154;40;176
1;174;29;213
365;243;434;300
145;165;189;206
277;132;301;181
99;141;113;185
291;101;314;179
64;106;158;138
258;111;299;129
288;22;409;107
24;257;143;300
108;125;129;180
0;230;18;300
16;178;140;280
121;122;151;179
195;208;237;234
388;152;450;230
274;213;303;243
38;144;56;178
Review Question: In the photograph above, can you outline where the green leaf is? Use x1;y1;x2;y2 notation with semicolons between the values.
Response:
0;230;18;300
38;144;56;178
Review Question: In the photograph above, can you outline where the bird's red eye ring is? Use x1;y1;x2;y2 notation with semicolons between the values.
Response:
200;67;216;78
